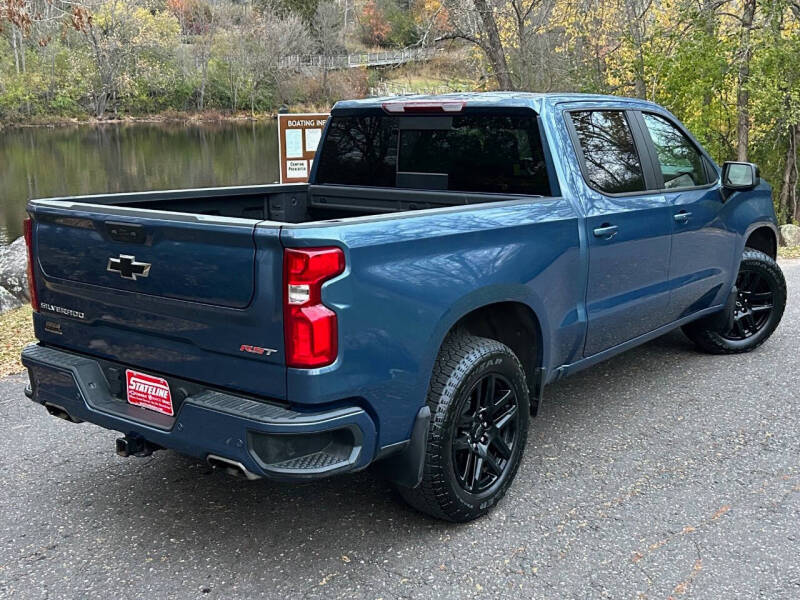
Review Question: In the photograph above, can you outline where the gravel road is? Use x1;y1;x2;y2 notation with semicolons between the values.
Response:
1;260;799;599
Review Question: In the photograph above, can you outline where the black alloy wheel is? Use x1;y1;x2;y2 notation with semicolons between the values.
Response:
396;333;530;522
682;249;786;354
452;373;520;494
724;267;775;341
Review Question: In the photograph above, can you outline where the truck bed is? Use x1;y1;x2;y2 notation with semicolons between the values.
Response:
27;179;553;407
33;183;537;225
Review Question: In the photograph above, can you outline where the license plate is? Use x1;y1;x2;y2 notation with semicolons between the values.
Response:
125;369;174;416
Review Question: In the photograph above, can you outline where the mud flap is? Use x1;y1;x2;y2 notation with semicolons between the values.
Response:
530;366;546;417
373;406;431;489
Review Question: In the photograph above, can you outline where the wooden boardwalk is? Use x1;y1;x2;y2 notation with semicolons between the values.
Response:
279;47;439;70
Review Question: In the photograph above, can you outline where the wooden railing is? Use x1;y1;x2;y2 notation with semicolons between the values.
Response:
367;82;473;97
279;47;439;70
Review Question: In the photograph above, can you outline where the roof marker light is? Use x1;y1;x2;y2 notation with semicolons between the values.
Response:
381;100;466;114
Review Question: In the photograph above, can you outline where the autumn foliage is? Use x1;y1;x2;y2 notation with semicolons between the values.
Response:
0;0;32;33
166;0;213;36
358;0;391;46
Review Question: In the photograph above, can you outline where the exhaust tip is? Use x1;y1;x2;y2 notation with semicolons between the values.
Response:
207;455;261;481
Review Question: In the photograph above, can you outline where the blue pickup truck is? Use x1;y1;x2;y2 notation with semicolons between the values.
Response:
21;93;786;521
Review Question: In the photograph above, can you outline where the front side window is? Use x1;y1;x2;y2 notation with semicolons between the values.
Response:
642;113;708;189
570;110;646;194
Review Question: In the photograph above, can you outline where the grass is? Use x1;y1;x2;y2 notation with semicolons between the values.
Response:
0;305;34;377
377;49;481;95
778;245;800;259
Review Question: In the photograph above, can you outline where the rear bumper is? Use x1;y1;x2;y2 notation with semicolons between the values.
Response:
21;344;377;480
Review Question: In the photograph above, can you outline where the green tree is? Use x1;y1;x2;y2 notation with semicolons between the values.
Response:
749;1;800;223
70;0;180;116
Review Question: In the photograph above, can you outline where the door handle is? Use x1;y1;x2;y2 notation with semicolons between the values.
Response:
673;211;692;224
593;224;619;239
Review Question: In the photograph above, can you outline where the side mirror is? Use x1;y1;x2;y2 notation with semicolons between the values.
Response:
722;161;760;191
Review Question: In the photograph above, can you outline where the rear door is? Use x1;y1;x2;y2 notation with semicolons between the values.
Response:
28;202;287;399
566;108;674;356
635;111;735;320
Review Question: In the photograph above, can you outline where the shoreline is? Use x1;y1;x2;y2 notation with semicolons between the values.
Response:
1;102;334;129
0;111;280;130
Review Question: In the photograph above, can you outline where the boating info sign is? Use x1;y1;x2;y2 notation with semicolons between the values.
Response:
278;113;330;183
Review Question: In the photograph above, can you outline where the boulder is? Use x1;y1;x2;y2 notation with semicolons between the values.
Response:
780;224;800;247
0;285;22;312
0;236;29;309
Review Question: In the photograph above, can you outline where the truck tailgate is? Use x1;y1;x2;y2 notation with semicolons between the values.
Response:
28;202;287;400
34;203;257;307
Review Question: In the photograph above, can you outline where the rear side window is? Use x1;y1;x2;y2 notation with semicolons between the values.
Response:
315;113;551;196
641;113;709;189
570;111;646;194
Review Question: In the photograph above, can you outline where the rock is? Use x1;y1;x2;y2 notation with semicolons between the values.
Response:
0;285;22;312
780;224;800;247
0;237;30;308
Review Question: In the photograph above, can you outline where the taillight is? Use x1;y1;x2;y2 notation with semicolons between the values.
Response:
283;247;345;368
23;217;39;312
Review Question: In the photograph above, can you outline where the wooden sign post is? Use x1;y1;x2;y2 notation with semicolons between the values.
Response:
278;113;330;183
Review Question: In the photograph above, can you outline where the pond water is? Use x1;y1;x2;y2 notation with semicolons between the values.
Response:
0;121;280;245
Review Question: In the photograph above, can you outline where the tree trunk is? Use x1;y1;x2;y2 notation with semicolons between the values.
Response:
795;126;800;224
228;64;236;111
700;0;717;109
632;44;646;99
780;124;800;224
18;29;30;115
625;1;647;99
199;53;208;110
736;0;756;161
18;28;26;74
786;123;800;223
95;91;108;118
472;0;514;90
778;129;794;224
11;26;20;74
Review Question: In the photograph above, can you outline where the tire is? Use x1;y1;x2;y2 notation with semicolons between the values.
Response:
397;333;530;522
682;249;786;354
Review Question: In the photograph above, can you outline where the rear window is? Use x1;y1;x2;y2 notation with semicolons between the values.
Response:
315;113;551;196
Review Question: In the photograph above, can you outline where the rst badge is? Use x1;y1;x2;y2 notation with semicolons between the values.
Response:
240;345;278;356
107;255;151;280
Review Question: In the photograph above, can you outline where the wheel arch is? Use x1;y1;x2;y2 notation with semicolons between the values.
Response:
744;224;778;259
425;296;547;406
449;302;543;394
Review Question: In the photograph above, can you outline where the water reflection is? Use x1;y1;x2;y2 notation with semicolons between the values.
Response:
0;121;279;243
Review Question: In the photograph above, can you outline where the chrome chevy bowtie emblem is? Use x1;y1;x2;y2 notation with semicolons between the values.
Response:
107;255;151;280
